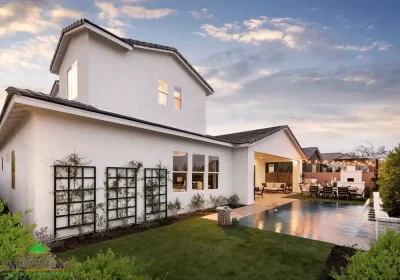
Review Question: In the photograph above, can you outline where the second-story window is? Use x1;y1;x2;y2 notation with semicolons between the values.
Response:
174;87;182;110
67;60;78;100
158;80;167;105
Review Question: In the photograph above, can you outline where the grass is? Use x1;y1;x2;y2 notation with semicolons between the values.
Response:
284;193;367;205
59;218;333;280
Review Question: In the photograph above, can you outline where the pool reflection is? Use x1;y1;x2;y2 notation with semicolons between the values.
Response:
240;200;376;249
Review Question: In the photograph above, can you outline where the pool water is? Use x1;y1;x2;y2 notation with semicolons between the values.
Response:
240;200;376;250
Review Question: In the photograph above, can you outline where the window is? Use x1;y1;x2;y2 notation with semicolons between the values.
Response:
312;164;317;173
192;154;204;190
11;151;15;189
208;156;219;189
268;164;275;173
67;61;78;100
174;87;182;110
173;151;187;192
158;80;168;105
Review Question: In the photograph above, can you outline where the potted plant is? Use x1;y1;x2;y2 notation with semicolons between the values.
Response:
232;217;240;226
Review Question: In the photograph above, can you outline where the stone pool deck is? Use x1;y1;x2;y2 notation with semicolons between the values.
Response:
203;193;293;221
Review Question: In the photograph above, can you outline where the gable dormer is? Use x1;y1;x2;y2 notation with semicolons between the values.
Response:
50;19;213;134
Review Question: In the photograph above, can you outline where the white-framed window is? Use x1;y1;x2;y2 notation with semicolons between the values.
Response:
312;164;317;173
158;80;168;105
173;151;187;192
268;164;275;173
208;156;219;189
192;154;204;190
67;61;78;100
174;87;182;110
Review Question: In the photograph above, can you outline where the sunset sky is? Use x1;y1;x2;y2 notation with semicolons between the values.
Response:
0;0;399;152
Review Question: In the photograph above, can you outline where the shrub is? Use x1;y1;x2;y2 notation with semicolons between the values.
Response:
331;228;400;280
65;249;151;280
208;195;228;209
0;201;40;272
189;193;206;212
378;144;400;217
228;194;240;207
167;197;183;218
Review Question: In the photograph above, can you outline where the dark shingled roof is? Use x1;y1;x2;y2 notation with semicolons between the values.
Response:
49;19;214;94
1;87;227;144
321;152;345;161
1;88;304;154
302;147;319;159
214;125;306;157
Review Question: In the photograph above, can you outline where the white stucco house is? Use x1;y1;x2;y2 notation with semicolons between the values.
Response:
0;19;306;238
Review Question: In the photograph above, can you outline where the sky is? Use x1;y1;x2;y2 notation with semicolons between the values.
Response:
0;0;399;153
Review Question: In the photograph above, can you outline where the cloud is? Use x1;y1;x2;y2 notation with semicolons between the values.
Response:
192;32;206;37
308;8;317;11
108;18;129;27
0;2;59;36
121;6;176;19
0;35;58;71
200;17;307;48
335;41;392;52
49;7;84;20
188;8;213;20
96;2;119;19
205;62;400;151
104;27;125;37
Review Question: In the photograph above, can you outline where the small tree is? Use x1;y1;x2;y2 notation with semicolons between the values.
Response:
378;144;400;217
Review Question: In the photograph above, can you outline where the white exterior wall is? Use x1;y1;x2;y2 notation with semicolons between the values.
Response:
31;108;231;237
0;113;36;224
232;147;253;205
58;30;89;103
56;32;207;134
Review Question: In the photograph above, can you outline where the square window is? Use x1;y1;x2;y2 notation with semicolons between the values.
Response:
192;154;205;172
173;173;187;192
173;151;188;171
208;156;219;172
208;173;218;189
192;173;204;190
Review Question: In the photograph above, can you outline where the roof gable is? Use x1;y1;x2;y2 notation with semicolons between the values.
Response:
49;19;214;95
302;147;323;160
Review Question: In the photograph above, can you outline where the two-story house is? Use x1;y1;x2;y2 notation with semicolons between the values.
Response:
0;19;306;238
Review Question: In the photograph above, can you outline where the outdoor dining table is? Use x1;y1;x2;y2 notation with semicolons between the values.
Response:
316;185;359;198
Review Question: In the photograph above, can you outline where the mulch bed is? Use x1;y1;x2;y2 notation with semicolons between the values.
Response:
319;245;357;279
52;204;245;254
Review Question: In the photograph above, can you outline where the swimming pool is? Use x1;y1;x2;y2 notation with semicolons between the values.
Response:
240;200;376;250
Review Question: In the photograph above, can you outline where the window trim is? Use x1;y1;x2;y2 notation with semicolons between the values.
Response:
158;80;168;106
192;154;205;191
172;151;188;192
174;87;182;110
208;155;219;190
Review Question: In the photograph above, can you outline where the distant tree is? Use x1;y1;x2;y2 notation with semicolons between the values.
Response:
378;144;400;217
347;142;388;161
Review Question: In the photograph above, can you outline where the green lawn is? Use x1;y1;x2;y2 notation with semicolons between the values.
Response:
59;218;333;280
284;193;366;205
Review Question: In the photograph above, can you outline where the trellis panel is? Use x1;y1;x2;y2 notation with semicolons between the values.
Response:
54;165;96;238
144;168;167;222
106;167;137;228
